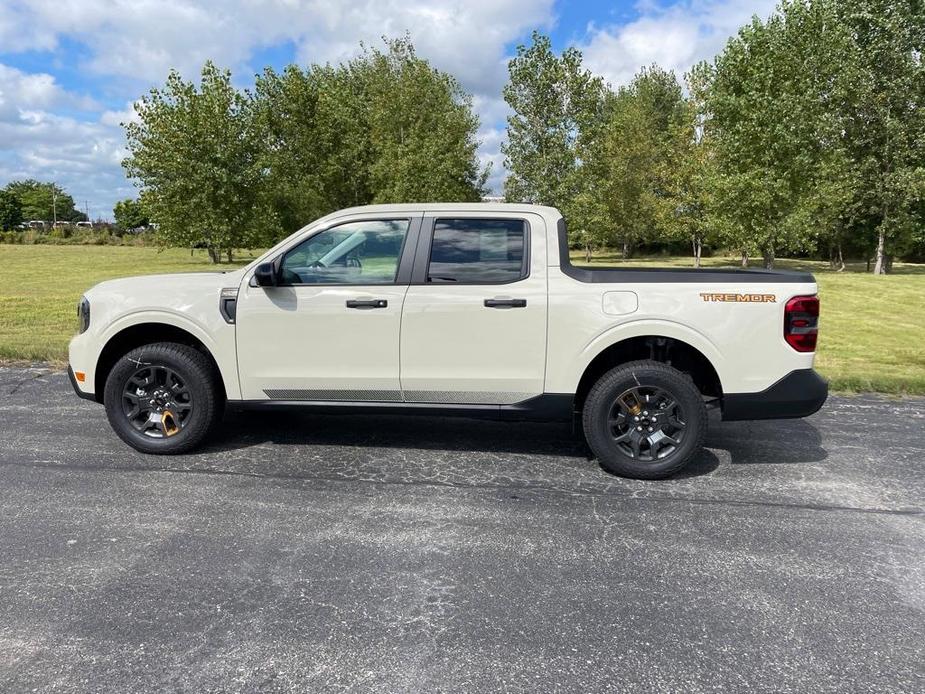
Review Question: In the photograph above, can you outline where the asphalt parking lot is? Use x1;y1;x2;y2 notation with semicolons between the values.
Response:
0;366;923;692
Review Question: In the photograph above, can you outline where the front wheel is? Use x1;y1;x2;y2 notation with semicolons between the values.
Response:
582;360;707;479
104;342;223;454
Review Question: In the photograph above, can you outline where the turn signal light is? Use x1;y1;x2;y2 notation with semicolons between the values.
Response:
74;371;86;382
784;295;819;352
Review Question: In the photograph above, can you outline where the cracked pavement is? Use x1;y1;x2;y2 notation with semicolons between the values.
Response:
0;366;923;692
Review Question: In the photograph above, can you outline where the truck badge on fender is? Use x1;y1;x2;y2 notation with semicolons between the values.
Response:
700;293;776;303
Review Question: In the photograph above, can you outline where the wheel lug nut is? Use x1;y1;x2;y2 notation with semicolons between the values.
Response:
637;426;643;431
643;411;649;416
648;427;654;432
634;416;639;421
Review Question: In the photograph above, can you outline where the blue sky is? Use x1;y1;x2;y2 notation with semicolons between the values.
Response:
0;0;776;220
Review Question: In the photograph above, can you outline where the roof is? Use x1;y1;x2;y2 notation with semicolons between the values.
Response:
328;202;560;216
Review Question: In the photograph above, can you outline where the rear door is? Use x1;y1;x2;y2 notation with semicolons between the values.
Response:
399;213;548;404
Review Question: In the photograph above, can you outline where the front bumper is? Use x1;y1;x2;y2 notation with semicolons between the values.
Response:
67;364;98;403
722;369;828;421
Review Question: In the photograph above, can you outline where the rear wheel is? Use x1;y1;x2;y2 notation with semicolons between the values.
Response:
104;342;223;454
582;360;707;479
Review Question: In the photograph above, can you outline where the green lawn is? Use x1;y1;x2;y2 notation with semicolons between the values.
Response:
0;246;257;363
1;245;923;394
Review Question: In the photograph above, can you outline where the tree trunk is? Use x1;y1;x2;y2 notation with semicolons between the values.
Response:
873;228;887;274
740;250;749;268
207;247;220;264
762;250;774;269
835;241;845;272
226;248;233;263
622;240;629;260
584;242;592;263
692;236;702;269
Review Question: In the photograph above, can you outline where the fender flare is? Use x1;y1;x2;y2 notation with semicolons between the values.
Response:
572;318;727;394
96;310;240;400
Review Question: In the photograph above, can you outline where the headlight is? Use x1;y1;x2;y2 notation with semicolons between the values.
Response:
76;296;90;334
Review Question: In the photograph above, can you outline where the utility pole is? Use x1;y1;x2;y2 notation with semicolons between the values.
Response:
85;200;90;221
52;187;57;225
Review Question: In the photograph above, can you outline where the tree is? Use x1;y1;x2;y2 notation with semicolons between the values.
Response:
659;69;716;268
255;63;374;233
255;37;488;234
113;198;149;230
598;66;688;258
834;0;925;273
0;190;23;231
358;38;488;203
699;0;924;272
123;62;278;262
502;31;605;219
3;180;86;223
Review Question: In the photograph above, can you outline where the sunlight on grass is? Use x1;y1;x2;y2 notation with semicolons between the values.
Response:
0;246;258;363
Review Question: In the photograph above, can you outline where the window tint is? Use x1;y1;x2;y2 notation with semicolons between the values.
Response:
280;219;409;285
428;218;527;284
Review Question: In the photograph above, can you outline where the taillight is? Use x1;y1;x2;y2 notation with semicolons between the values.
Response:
784;295;819;352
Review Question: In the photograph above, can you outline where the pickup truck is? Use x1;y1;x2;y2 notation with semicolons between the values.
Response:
68;203;827;478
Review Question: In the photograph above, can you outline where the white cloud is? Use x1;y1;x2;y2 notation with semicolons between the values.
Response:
0;0;781;215
577;0;778;88
1;0;554;95
0;0;555;214
0;63;132;218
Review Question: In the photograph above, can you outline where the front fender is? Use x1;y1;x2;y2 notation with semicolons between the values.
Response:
78;309;240;401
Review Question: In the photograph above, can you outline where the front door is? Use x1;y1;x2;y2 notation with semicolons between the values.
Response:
400;215;548;404
236;216;419;401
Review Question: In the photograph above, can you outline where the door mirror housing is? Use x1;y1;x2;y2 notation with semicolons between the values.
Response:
253;262;278;287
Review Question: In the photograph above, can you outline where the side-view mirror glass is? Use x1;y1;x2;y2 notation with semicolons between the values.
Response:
253;262;278;287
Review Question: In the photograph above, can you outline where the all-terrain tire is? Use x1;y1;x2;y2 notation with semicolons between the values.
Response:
104;342;223;454
582;360;707;479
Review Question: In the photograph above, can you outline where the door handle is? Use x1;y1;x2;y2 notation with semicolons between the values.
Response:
346;299;388;309
484;298;527;308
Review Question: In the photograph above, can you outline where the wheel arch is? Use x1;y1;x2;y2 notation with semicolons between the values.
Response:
94;322;226;404
574;335;723;412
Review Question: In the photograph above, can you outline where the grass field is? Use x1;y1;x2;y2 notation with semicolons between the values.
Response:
1;245;923;394
0;246;259;364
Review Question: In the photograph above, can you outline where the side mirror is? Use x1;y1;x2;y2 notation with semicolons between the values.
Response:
253;262;278;287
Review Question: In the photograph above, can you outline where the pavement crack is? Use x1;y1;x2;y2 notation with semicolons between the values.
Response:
4;458;923;519
3;371;50;396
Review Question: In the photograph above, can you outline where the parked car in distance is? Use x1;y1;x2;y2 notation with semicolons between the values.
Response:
68;204;827;478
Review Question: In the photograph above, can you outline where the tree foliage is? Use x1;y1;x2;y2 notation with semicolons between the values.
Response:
697;0;924;271
112;198;149;230
255;37;488;234
503;5;923;272
0;190;23;231
598;66;688;258
2;180;86;223
501;31;605;219
122;38;488;257
123;62;277;262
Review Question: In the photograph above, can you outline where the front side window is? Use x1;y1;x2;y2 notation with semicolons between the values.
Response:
280;219;409;285
427;218;527;284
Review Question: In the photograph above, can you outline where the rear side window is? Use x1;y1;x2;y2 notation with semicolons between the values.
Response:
427;218;527;284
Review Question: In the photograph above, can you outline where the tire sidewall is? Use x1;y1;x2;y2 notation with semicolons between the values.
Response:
104;344;216;454
584;364;706;478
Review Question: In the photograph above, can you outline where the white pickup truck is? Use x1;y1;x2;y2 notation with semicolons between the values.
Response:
68;203;827;478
